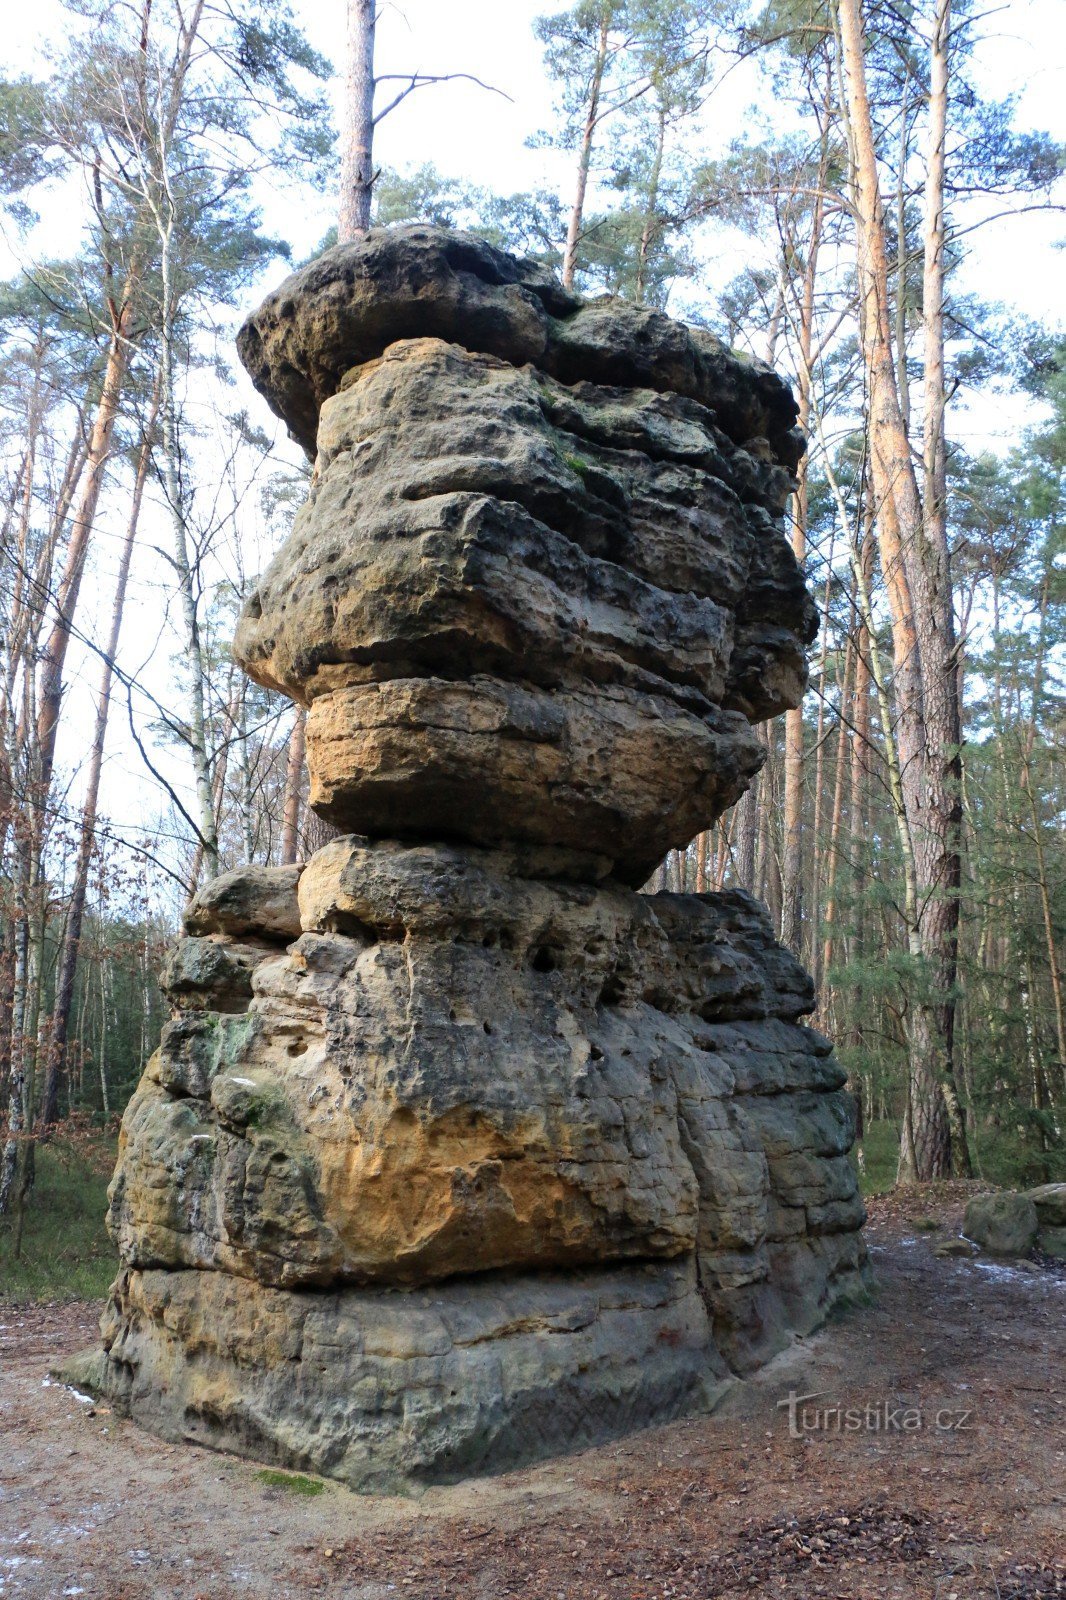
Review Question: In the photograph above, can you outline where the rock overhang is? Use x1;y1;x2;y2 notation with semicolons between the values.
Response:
237;225;803;466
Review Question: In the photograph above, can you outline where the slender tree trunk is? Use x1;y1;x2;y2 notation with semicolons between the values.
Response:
98;957;111;1120
780;120;827;961
915;0;969;1176
34;289;138;806
39;391;158;1131
154;198;219;880
895;68;911;434
339;0;377;240
562;15;610;289
1017;570;1066;1098
0;869;31;1212
820;636;855;1008
634;105;667;305
845;568;872;1019
279;707;306;866
734;778;758;893
835;0;968;1178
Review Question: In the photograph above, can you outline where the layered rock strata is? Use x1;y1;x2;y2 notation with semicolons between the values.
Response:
80;227;867;1492
233;229;816;885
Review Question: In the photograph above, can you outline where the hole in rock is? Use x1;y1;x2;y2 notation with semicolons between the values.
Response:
531;946;559;973
597;973;626;1006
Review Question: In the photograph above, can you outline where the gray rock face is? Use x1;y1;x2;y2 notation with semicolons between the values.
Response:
90;1261;729;1494
109;841;864;1318
233;235;815;884
183;863;304;941
85;226;867;1491
963;1193;1039;1256
236;226;802;466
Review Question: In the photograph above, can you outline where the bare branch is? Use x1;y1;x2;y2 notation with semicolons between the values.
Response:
373;71;513;126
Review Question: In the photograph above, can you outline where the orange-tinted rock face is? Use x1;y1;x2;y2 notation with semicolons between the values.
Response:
88;228;866;1494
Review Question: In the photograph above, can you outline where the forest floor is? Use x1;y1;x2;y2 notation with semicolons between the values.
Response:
1;1186;1063;1600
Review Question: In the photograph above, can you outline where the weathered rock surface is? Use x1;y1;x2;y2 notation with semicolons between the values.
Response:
1038;1226;1066;1260
110;841;863;1306
84;1260;729;1494
233;235;814;884
963;1193;1039;1256
92;839;867;1482
933;1236;979;1259
237;226;802;466
183;863;304;941
959;1184;1066;1260
82;225;867;1491
1027;1182;1066;1230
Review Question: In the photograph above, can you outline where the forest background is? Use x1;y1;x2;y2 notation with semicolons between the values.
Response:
0;0;1063;1295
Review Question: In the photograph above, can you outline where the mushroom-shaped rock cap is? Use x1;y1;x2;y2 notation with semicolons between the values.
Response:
237;224;803;467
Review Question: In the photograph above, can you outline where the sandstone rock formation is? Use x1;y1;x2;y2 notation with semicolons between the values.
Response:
233;231;815;885
78;226;867;1492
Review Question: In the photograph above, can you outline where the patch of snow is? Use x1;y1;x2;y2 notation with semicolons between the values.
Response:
43;1379;95;1404
971;1260;1062;1286
228;1077;258;1088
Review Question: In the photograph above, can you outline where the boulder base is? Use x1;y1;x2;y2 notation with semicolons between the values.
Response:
86;841;868;1488
84;1261;729;1494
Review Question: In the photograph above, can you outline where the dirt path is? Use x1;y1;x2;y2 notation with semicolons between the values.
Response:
1;1191;1063;1600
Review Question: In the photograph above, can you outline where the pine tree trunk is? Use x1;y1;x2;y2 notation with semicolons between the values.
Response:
634;107;666;306
820;636;854;1013
562;15;610;289
279;707;307;866
339;0;377;240
780;133;827;961
35;287;138;806
835;0;967;1178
